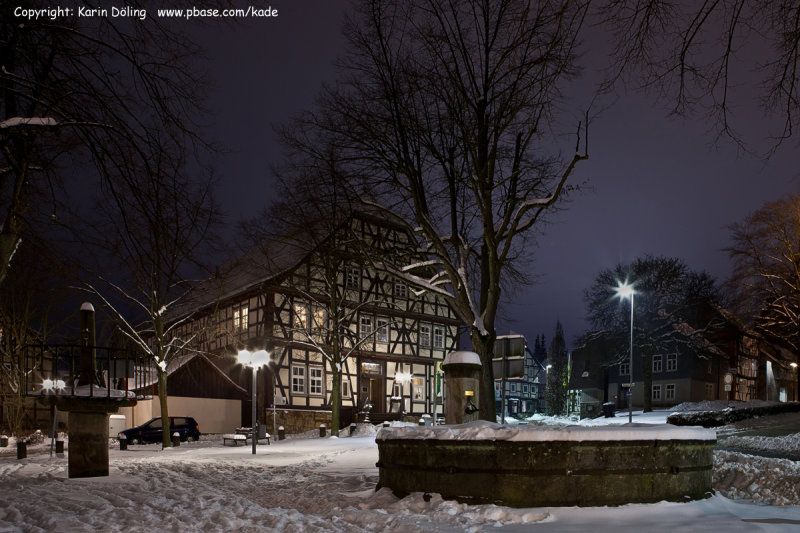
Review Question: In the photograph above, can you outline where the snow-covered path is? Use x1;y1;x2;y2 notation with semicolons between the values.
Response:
4;409;800;532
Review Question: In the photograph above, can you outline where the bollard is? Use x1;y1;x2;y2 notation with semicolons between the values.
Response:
118;434;127;451
319;424;326;438
172;432;180;447
278;426;285;440
0;435;7;447
56;437;65;454
349;423;357;436
17;440;27;460
418;419;425;426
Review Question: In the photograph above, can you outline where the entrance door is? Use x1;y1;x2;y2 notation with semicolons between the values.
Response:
360;360;384;414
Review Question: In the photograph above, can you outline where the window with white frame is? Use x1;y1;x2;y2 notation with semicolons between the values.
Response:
620;361;630;375
293;304;308;330
309;367;323;396
376;318;389;342
495;382;501;392
346;267;360;288
342;378;351;398
523;384;529;394
433;326;444;349
292;365;306;394
394;282;407;299
419;324;431;347
233;303;248;332
653;354;663;373
652;384;662;401
510;383;516;393
667;353;677;372
360;316;373;337
413;377;424;400
665;383;676;401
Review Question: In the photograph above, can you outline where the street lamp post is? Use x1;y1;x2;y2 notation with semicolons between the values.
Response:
615;282;635;424
238;349;270;455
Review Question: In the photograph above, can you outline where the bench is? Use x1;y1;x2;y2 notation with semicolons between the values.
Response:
234;426;271;445
222;434;247;446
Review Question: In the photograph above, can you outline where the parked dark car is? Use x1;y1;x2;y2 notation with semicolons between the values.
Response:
118;416;200;444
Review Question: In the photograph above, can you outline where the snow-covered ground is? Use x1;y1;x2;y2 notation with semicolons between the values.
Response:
3;407;800;532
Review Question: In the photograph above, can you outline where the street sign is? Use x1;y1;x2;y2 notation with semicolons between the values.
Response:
724;384;732;392
621;383;633;388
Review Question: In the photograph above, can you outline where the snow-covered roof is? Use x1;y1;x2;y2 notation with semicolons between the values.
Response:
167;203;411;321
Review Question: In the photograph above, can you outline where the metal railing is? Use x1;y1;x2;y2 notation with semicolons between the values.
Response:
20;344;155;400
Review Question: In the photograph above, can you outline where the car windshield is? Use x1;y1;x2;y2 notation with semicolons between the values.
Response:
148;419;163;429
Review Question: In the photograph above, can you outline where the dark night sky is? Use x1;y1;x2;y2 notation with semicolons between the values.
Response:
197;2;800;349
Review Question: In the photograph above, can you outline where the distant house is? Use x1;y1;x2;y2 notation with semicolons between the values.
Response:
161;206;461;434
493;334;547;418
572;308;799;415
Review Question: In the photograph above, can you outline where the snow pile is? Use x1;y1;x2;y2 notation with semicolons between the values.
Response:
377;419;716;441
714;451;800;505
671;400;778;412
721;432;800;455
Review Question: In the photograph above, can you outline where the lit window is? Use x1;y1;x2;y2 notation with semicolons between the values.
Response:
620;361;630;376
312;308;327;331
376;318;389;342
495;382;501;392
413;377;424;400
419;325;431;347
233;304;248;332
652;384;662;401
667;354;677;372
360;316;373;337
394;283;407;299
653;355;663;373
309;367;323;395
292;365;306;394
665;383;675;401
293;304;308;330
433;326;444;349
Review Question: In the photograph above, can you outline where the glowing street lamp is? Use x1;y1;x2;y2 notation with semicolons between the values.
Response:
615;281;635;424
238;349;270;454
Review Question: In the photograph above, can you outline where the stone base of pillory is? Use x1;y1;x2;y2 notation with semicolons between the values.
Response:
375;421;716;507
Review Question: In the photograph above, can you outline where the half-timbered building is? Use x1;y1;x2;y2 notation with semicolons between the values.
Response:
167;207;461;434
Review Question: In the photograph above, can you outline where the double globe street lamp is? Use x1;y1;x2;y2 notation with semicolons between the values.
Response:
237;349;271;455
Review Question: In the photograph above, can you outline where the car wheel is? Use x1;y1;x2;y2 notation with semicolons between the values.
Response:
134;435;143;445
192;434;199;441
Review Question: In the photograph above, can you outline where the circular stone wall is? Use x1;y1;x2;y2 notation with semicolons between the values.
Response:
376;421;716;507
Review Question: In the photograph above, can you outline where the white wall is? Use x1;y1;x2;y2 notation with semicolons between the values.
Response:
117;397;241;434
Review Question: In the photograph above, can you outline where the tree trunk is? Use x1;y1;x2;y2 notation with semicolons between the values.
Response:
471;329;497;422
157;369;171;448
330;368;341;437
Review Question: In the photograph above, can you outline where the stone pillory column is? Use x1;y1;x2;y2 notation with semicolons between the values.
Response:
442;351;482;425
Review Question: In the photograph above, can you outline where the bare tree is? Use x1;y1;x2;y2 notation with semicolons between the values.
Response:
0;2;209;288
82;144;222;448
728;193;800;355
239;150;400;436
584;256;722;412
599;0;800;152
291;0;590;421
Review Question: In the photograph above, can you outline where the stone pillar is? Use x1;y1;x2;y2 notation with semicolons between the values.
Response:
442;351;482;425
78;302;102;387
68;408;110;478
